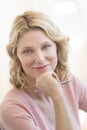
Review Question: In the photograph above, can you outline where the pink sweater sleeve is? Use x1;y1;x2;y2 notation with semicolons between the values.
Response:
72;75;87;112
0;100;41;130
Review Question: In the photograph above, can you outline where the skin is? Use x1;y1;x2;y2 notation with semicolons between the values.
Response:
36;71;74;130
17;29;74;130
17;30;58;81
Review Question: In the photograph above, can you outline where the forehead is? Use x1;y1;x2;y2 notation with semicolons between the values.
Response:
17;30;52;47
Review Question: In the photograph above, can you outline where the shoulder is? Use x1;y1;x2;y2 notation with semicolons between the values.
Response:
0;88;30;102
70;73;87;105
71;73;87;88
0;88;31;117
67;73;87;97
0;88;41;130
0;88;33;127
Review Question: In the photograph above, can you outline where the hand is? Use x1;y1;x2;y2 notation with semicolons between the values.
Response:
35;71;62;97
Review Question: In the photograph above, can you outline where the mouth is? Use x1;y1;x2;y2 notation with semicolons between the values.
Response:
32;64;50;70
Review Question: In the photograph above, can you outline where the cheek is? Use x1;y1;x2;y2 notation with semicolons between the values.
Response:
18;57;33;70
48;45;58;61
48;51;58;69
48;51;57;61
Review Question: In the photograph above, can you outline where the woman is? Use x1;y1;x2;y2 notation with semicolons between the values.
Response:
0;10;87;130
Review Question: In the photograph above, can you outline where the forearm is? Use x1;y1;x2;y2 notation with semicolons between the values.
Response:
52;90;74;130
35;71;74;130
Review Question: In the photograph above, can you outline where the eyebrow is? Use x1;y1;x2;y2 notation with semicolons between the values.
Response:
22;41;52;49
22;46;33;49
42;41;53;44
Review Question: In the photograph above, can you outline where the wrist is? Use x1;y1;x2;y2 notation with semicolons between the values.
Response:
51;85;64;101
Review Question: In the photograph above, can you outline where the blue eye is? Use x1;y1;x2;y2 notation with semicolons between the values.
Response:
23;49;33;54
43;44;51;49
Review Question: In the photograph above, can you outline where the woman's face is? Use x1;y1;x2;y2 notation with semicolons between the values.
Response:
17;30;58;80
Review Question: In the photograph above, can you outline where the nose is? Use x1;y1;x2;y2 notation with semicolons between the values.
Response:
34;50;45;63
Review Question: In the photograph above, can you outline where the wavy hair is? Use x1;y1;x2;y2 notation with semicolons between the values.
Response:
7;10;70;88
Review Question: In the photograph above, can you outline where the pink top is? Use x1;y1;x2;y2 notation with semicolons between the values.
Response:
0;74;87;130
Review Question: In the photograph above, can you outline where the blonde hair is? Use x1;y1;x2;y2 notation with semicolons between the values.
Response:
7;10;70;88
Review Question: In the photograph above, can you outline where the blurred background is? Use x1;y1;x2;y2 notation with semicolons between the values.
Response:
0;0;87;129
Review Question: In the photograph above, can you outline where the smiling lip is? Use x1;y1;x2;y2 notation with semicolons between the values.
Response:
32;64;49;69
